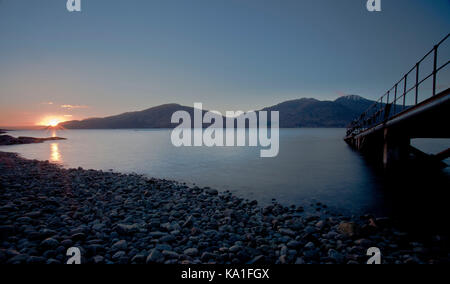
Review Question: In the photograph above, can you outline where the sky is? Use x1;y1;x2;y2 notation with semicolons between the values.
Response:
0;0;449;127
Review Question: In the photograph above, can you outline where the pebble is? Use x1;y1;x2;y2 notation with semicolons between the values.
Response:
146;249;164;264
41;238;59;250
328;249;345;264
112;240;128;251
184;248;199;256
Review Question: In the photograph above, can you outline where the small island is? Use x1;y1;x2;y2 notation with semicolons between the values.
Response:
0;133;66;146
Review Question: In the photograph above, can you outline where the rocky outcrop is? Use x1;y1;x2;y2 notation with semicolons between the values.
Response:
0;135;66;146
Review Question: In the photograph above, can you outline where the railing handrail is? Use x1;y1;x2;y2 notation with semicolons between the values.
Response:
346;33;450;137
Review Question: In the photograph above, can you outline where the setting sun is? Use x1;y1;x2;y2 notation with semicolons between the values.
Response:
48;119;60;127
37;116;67;127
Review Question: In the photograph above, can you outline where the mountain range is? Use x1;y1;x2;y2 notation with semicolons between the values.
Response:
60;95;375;129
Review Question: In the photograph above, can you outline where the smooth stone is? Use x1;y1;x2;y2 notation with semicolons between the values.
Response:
146;249;165;264
112;240;128;251
155;244;172;251
159;234;176;243
200;252;216;262
338;222;359;237
229;245;241;253
162;250;180;259
328;249;345;264
131;254;146;263
279;228;296;237
41;238;59;249
71;233;86;242
247;255;265;264
46;259;61;265
182;216;194;228
184;248;199;256
112;251;126;260
93;255;105;264
7;254;28;264
287;240;301;248
116;224;139;235
149;231;167;238
27;256;46;264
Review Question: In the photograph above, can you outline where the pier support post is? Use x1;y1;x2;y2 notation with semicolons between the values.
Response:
383;128;410;168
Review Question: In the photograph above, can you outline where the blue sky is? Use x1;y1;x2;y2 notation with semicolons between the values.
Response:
0;0;449;126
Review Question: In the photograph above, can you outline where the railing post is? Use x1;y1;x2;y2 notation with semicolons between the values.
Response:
386;91;391;120
432;45;438;96
403;75;407;110
394;84;397;114
415;63;419;105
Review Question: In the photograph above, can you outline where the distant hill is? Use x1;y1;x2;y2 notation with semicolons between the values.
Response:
334;95;376;115
60;95;375;129
261;95;374;128
61;104;212;129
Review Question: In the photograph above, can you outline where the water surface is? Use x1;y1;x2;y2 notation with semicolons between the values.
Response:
1;129;449;219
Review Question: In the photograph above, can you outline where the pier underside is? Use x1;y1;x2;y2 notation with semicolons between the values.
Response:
345;89;450;168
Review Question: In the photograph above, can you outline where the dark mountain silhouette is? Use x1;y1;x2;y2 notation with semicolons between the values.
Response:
261;95;374;127
334;95;375;114
61;104;213;129
60;95;375;129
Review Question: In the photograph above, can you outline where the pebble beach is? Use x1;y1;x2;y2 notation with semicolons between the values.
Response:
0;151;448;264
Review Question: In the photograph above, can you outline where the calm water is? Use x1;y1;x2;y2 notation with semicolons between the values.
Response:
1;129;449;218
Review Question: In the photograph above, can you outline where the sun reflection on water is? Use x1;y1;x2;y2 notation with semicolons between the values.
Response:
50;143;62;163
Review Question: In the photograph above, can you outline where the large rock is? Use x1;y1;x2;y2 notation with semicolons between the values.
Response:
338;222;359;237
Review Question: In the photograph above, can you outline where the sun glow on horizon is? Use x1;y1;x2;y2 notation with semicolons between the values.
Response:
37;116;68;127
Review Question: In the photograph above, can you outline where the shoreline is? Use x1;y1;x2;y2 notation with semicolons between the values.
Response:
0;151;448;264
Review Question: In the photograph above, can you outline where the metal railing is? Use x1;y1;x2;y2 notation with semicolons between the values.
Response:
346;33;450;137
